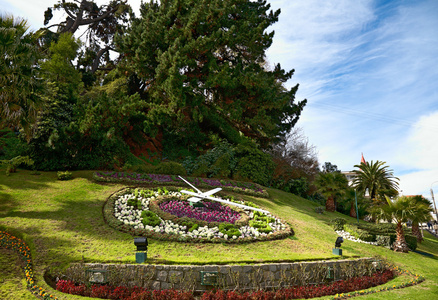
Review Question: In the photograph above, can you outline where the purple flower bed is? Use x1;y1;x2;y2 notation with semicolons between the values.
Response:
93;171;268;196
159;200;241;224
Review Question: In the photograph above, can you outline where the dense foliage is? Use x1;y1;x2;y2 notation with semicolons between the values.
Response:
116;0;306;153
314;171;349;212
353;161;399;202
1;1;310;183
270;128;319;197
0;15;43;135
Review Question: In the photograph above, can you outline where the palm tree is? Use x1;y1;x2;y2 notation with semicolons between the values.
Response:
339;187;369;218
408;195;433;243
314;172;349;212
352;160;399;203
376;196;416;253
0;14;43;135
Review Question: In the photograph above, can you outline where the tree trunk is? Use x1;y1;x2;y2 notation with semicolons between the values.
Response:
326;196;336;212
411;222;423;243
393;222;409;253
349;200;357;218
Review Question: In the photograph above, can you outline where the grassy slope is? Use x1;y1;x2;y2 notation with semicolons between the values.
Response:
0;169;437;299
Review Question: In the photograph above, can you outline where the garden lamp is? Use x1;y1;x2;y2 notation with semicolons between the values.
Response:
333;237;343;256
335;236;343;248
134;237;148;263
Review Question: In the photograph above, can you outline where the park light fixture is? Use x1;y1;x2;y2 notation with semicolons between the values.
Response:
333;236;343;256
134;237;148;263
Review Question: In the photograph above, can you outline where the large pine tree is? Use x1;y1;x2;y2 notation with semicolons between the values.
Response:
116;0;306;152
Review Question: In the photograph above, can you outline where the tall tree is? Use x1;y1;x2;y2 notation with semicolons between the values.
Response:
314;172;349;212
322;162;339;173
269;127;319;196
116;0;306;152
352;160;399;203
27;33;83;170
43;0;131;76
408;195;433;243
337;187;369;218
0;14;43;136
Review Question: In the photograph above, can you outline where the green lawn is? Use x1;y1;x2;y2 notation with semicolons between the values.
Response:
1;169;437;299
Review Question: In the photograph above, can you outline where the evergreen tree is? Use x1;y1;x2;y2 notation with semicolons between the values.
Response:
116;0;306;152
43;0;132;77
27;33;83;170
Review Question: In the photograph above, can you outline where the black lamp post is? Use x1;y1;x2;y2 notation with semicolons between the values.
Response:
134;237;148;263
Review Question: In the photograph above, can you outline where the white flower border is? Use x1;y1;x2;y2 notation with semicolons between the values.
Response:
336;230;378;245
114;190;287;241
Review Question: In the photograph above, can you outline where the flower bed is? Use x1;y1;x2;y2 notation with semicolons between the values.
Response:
336;230;378;245
159;200;241;224
0;231;58;300
93;172;269;198
53;267;420;300
104;187;293;243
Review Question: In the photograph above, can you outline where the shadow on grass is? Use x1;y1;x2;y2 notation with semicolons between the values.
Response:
5;198;127;239
0;192;17;217
0;169;55;190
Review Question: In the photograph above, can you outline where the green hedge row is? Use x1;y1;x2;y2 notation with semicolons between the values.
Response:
344;223;417;251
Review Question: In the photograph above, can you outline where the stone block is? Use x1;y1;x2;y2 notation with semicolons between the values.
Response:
269;264;278;272
157;270;167;281
243;266;253;273
152;281;160;290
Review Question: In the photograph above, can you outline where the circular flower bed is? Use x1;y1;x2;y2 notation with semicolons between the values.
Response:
104;187;293;243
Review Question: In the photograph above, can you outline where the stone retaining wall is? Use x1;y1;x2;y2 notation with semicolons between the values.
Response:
55;258;379;292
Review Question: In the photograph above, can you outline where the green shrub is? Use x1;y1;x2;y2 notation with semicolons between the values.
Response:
272;176;309;198
249;220;273;233
127;199;142;209
0;128;29;160
357;223;396;235
376;235;391;248
315;206;324;214
358;231;376;242
1;155;34;175
154;161;187;175
218;223;241;237
235;143;275;186
183;140;237;178
57;171;72;180
258;225;273;234
331;218;347;231
181;221;199;232
405;234;417;251
249;220;265;229
141;211;161;227
253;215;275;223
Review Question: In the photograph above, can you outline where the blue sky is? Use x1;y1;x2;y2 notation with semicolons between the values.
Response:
2;0;438;199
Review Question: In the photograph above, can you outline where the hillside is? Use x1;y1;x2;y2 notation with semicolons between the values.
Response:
0;170;437;299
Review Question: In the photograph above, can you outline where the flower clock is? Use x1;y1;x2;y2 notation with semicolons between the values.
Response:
105;187;293;243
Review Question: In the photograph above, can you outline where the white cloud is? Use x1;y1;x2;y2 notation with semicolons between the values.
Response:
265;1;438;198
394;111;438;198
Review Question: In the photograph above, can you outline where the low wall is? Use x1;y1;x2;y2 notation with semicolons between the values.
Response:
54;257;380;292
